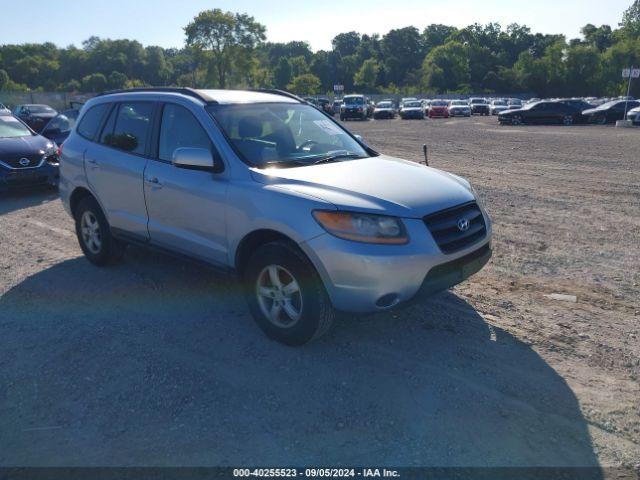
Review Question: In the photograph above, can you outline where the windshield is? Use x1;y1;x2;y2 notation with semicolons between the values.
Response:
493;100;507;106
207;103;370;168
470;99;485;104
377;102;392;108
26;105;56;114
431;101;447;107
343;97;364;105
0;116;33;138
451;101;467;106
404;101;422;108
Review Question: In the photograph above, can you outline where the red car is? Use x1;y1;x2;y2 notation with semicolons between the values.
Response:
428;100;450;118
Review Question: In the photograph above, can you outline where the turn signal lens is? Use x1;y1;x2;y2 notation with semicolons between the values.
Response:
313;211;408;244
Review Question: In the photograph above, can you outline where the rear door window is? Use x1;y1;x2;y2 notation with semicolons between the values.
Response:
77;103;110;140
102;102;154;155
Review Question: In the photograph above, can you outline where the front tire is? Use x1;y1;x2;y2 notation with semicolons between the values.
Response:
562;115;574;126
74;197;125;266
243;241;334;346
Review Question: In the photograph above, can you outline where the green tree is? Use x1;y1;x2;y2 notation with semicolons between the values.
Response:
0;69;9;90
107;71;129;90
421;41;470;92
81;73;107;92
621;0;640;36
381;27;424;86
289;56;309;78
184;9;266;88
273;57;292;89
332;32;361;57
354;58;380;91
287;73;321;95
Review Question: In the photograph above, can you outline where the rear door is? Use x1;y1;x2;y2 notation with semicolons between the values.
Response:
84;101;155;240
143;103;228;265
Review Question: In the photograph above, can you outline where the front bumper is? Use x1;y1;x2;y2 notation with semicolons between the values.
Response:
472;107;490;114
341;109;366;118
301;217;492;313
0;162;59;192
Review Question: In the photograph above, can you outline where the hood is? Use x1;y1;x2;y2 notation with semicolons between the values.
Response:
0;134;50;157
431;106;447;110
250;155;475;218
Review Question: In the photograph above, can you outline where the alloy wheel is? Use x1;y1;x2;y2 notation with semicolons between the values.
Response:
80;211;102;254
256;265;303;328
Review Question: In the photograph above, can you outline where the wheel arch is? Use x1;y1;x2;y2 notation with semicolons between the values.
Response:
234;229;299;278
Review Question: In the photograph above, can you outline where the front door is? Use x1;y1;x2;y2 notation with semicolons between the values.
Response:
144;103;228;266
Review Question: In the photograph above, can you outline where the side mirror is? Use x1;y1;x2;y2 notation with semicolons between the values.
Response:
172;147;221;172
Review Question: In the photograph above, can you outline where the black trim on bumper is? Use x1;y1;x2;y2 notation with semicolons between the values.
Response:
417;243;492;298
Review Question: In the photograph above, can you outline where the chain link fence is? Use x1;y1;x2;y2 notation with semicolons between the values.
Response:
0;91;96;111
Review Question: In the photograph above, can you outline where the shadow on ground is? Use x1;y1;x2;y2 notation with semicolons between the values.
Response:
0;247;601;475
0;188;59;215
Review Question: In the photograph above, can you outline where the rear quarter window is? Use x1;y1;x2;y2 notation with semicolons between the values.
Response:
77;103;110;140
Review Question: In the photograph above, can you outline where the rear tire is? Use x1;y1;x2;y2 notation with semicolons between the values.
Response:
74;197;125;266
243;241;334;346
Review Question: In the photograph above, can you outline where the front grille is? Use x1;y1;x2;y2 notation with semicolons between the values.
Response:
423;202;487;254
0;154;43;169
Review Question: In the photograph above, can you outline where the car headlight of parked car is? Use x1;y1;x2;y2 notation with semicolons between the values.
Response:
313;210;409;244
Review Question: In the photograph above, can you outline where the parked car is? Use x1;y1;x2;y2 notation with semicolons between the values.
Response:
447;100;471;117
469;98;490;116
0;103;10;114
626;106;640;125
428;100;450;118
400;100;425;119
40;109;80;145
59;88;492;345
581;100;640;124
498;101;582;125
507;99;523;109
490;99;509;115
340;95;368;120
0;111;59;192
12;104;58;132
373;100;396;119
365;99;375;118
559;99;595;113
331;99;342;116
316;98;332;115
400;97;418;108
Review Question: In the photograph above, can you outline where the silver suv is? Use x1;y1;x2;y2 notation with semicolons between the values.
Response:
60;88;492;345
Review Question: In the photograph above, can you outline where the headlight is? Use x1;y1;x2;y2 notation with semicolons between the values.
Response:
313;211;408;245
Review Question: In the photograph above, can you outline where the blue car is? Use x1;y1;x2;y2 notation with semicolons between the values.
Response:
0;112;59;192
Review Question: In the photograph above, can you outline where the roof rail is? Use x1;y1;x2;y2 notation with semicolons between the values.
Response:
250;89;305;104
96;87;210;103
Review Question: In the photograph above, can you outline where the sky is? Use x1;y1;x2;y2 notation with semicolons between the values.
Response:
0;0;632;51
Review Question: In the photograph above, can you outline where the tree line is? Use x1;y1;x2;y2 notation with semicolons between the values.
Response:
1;1;639;98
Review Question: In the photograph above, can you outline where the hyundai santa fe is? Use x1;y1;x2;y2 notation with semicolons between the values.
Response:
59;88;492;346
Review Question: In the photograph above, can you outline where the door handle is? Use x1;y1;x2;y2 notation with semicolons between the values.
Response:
145;176;162;188
86;158;99;168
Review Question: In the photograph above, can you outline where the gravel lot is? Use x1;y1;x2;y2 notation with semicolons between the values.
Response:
0;116;638;471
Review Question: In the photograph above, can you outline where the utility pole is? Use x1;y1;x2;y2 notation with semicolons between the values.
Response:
623;66;634;121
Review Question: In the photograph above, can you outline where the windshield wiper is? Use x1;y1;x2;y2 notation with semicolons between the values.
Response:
312;152;365;165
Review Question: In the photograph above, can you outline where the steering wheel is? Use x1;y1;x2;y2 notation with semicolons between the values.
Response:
298;140;319;151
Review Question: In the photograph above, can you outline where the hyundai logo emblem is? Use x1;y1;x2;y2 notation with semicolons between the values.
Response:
19;158;30;166
457;218;470;232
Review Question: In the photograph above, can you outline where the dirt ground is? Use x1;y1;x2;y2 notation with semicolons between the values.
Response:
0;116;638;473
